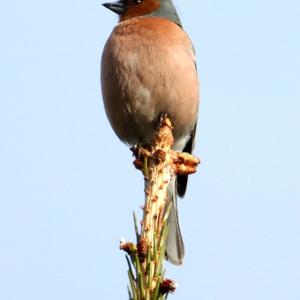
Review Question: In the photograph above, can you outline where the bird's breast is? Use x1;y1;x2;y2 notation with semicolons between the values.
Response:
101;17;199;148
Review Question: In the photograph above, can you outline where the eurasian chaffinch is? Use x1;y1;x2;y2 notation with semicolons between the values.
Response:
101;0;199;265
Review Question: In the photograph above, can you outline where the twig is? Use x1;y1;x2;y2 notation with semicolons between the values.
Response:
120;116;200;299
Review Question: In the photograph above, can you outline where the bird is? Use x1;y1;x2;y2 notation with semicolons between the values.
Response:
101;0;199;265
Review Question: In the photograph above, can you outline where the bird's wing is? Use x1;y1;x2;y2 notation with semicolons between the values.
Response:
176;122;197;197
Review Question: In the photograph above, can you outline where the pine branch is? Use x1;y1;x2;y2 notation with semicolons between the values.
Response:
120;116;200;299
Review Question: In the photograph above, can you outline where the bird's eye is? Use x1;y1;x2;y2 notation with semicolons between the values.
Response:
134;0;143;4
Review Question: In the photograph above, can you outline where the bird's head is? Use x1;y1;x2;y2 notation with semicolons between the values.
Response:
102;0;181;26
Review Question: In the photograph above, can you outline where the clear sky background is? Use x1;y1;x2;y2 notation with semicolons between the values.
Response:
0;0;299;299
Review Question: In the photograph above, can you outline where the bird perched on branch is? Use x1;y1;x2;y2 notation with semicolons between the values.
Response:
101;0;199;265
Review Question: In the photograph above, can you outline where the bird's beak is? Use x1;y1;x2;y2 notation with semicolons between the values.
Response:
102;0;126;15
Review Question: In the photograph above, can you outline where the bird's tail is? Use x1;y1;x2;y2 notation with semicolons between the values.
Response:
165;178;185;265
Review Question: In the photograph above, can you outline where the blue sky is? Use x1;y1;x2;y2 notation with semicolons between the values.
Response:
0;0;299;299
